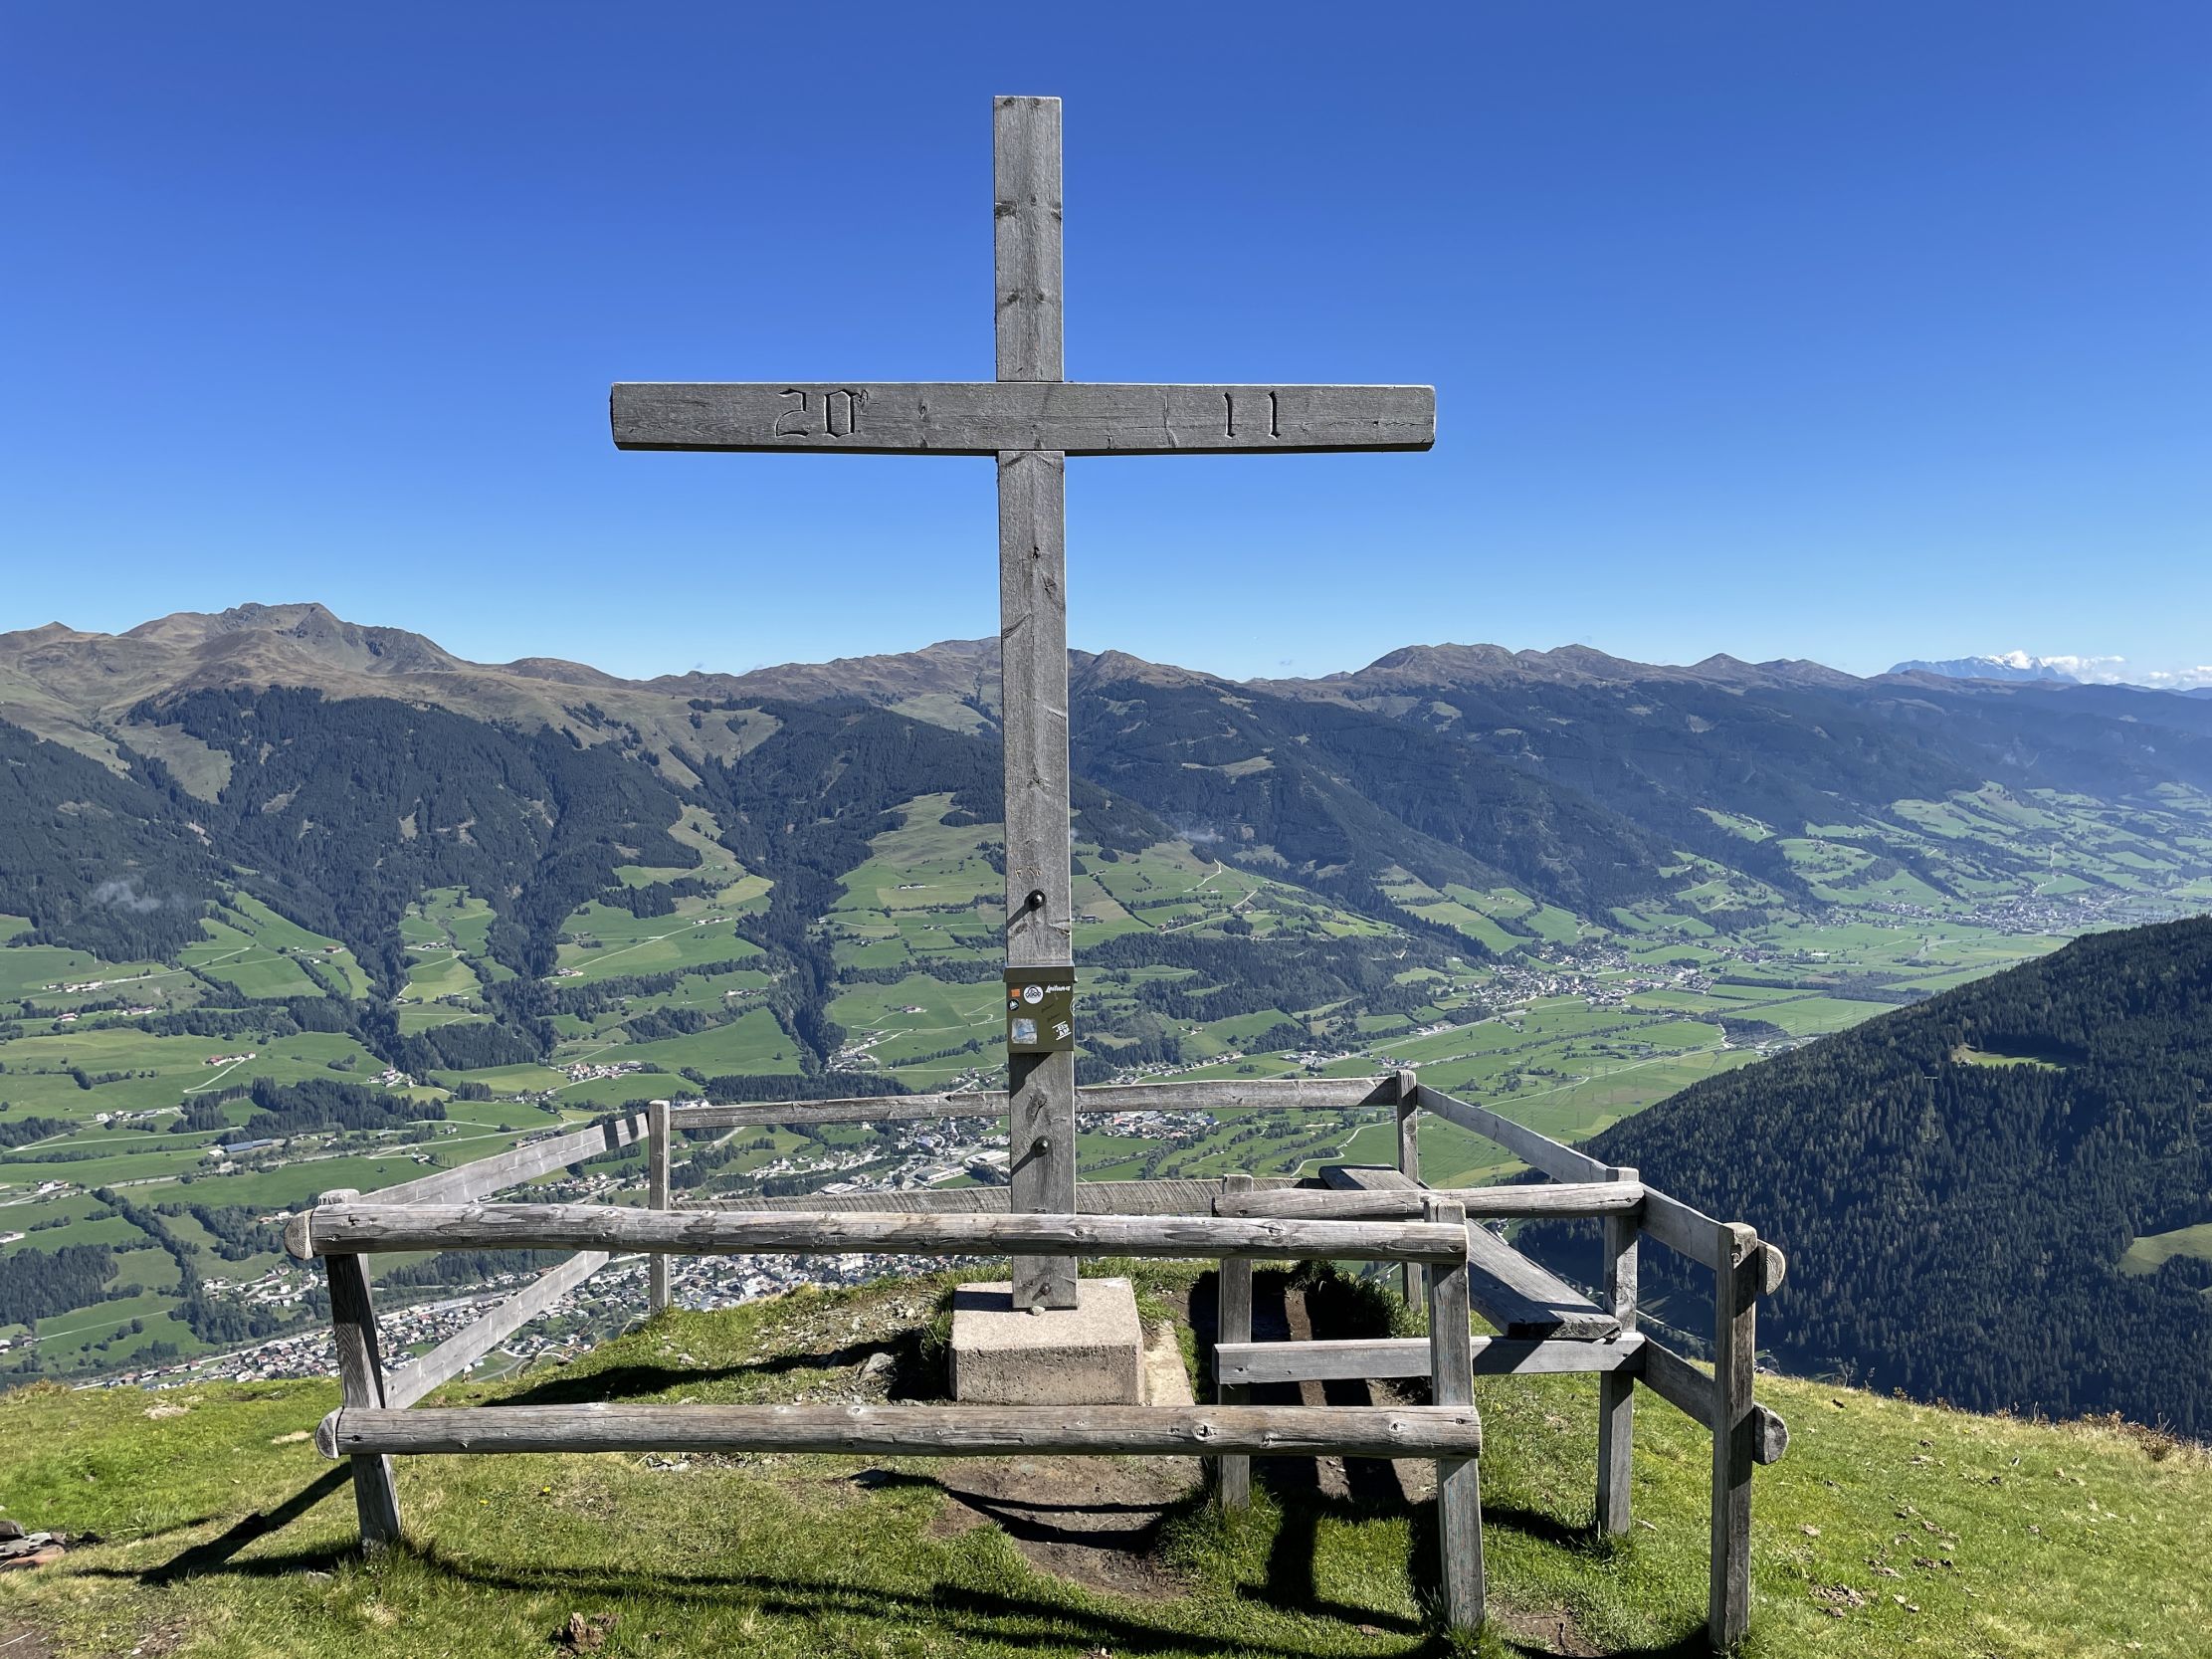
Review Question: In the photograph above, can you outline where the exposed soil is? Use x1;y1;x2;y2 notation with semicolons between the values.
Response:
1487;1603;1604;1657
925;1452;1203;1599
882;1271;1432;1604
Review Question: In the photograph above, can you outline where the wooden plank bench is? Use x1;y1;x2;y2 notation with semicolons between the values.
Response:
1320;1166;1620;1342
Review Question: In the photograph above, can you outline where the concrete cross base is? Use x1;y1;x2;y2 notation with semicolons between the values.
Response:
950;1278;1146;1405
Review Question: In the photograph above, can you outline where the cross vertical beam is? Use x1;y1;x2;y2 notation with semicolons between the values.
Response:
995;96;1078;1310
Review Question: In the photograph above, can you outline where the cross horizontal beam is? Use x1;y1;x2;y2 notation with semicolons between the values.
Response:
611;381;1435;456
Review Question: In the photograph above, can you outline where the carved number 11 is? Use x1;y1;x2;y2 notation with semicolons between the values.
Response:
1224;391;1282;441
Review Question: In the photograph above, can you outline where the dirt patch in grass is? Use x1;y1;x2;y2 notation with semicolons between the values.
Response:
923;1453;1204;1600
1486;1602;1604;1657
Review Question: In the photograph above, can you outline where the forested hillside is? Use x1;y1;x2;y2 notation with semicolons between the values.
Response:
1575;918;2212;1435
6;603;2212;1390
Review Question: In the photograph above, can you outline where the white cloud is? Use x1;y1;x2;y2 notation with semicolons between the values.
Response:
1996;651;2212;690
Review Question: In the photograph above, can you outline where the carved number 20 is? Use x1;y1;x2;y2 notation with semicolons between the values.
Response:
775;387;865;438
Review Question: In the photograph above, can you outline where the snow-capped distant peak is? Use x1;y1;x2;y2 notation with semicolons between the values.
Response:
1889;652;2082;684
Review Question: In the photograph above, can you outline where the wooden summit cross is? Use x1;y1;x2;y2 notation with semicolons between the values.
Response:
612;96;1434;1311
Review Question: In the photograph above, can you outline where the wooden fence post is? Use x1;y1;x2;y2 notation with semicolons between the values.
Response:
1394;1069;1423;1308
325;1240;402;1549
1709;1221;1759;1648
1424;1196;1483;1635
1216;1172;1254;1513
1596;1171;1639;1536
647;1099;671;1315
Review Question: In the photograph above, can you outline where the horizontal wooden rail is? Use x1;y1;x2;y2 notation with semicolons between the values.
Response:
1641;1191;1789;1291
1637;1337;1790;1466
670;1074;1402;1131
654;1177;1301;1218
1216;1181;1644;1220
373;1114;650;1209
673;1092;1005;1130
382;1251;610;1410
288;1203;1471;1264
319;1401;1482;1460
1216;1333;1645;1385
1413;1086;1620;1184
1075;1076;1404;1113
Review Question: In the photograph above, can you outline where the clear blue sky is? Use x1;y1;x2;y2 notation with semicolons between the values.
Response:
6;2;2207;683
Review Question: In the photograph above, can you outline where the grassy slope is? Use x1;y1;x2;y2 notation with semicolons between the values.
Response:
2;1272;2205;1659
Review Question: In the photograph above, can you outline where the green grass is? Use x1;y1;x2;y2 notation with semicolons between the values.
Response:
1;1273;2207;1657
2120;1220;2212;1276
1951;1045;2065;1072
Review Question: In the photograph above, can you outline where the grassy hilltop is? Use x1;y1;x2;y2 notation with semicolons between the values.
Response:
2;1268;2206;1659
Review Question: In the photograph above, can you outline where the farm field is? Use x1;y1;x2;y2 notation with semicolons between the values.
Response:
1;767;2201;1390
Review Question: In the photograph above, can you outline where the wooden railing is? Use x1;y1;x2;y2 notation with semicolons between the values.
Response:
286;1071;1786;1647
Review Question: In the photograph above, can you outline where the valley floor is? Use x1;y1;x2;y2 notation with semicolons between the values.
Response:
1;1268;2204;1658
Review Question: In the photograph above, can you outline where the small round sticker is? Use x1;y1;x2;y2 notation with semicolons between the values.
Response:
1022;983;1044;1004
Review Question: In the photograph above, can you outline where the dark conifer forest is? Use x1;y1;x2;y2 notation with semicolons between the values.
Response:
1571;919;2212;1435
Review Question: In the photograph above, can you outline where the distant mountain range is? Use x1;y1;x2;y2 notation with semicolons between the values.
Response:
8;602;2212;1399
7;601;2212;1015
1570;917;2212;1436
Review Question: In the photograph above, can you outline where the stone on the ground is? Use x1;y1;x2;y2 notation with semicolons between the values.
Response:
0;1530;64;1571
950;1278;1144;1405
1140;1319;1195;1408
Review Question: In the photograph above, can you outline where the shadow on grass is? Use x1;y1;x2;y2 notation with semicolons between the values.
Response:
490;1331;920;1407
130;1464;355;1584
849;1466;1198;1555
79;1468;1720;1659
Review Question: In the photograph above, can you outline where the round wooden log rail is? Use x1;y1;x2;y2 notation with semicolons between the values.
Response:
288;1203;1471;1264
317;1401;1483;1461
1216;1181;1646;1220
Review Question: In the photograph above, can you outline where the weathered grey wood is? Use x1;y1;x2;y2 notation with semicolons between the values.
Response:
1425;1198;1484;1634
1763;1242;1788;1296
1216;1333;1645;1385
1321;1165;1617;1340
1001;442;1076;1310
1462;1225;1620;1342
608;92;1438;1353
1637;1189;1788;1297
325;1253;401;1548
320;1401;1482;1461
383;1251;610;1410
303;1202;1473;1264
1755;1404;1790;1465
994;100;1072;1309
1710;1222;1758;1649
1079;1075;1403;1114
994;95;1062;383
643;1177;1303;1218
674;1092;1008;1130
1219;1181;1643;1220
1414;1086;1616;1184
610;381;1438;456
1596;1206;1639;1537
1321;1163;1419;1193
647;1100;671;1314
369;1113;649;1211
1636;1185;1731;1272
1394;1069;1423;1308
1635;1336;1788;1467
666;1074;1400;1132
1637;1334;1714;1430
1215;1173;1254;1513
